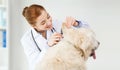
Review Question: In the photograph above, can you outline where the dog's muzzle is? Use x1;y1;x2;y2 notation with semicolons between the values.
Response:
90;41;100;59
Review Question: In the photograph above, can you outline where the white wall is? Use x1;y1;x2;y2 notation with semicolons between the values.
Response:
9;0;120;70
8;0;28;70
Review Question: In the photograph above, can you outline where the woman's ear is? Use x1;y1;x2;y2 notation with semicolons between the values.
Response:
31;24;34;27
31;24;36;28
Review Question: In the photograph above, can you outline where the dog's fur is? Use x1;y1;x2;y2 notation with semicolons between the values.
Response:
35;23;99;70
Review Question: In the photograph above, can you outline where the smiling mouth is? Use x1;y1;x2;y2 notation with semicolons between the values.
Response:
46;26;52;29
90;49;96;59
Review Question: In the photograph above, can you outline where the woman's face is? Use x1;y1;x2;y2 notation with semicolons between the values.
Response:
33;10;52;32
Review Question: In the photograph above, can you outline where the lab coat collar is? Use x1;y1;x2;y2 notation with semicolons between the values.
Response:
31;28;41;38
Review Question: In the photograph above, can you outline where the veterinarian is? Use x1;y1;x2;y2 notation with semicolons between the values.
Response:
21;4;89;70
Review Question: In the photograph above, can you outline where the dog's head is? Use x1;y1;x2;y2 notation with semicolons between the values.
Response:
62;23;100;60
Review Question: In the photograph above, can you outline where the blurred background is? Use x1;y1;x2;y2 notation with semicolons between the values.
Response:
0;0;120;70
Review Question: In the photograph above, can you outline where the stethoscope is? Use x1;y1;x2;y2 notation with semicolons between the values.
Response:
31;27;57;52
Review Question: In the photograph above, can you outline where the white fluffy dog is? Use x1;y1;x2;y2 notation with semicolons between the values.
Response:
35;23;99;70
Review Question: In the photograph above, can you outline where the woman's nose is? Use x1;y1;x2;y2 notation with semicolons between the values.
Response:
46;20;52;26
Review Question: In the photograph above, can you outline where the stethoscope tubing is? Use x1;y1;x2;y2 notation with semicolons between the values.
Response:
31;30;42;52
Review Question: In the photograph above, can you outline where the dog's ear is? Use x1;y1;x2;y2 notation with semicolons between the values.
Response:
62;22;67;30
61;22;68;35
74;39;86;59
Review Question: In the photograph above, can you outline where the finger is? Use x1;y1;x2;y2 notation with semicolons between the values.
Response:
55;37;60;41
51;36;60;42
52;33;62;38
70;17;76;25
55;36;63;40
50;33;59;39
66;17;72;24
53;33;62;36
65;16;71;23
51;39;59;46
65;16;76;28
54;41;59;44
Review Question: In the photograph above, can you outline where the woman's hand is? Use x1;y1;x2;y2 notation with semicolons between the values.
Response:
65;16;78;28
47;32;62;47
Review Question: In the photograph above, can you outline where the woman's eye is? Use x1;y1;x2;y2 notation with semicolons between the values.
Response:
47;14;50;19
41;21;45;25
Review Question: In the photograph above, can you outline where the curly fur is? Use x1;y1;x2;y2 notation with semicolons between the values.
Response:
35;23;99;70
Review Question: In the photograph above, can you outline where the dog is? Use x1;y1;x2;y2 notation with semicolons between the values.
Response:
35;23;100;70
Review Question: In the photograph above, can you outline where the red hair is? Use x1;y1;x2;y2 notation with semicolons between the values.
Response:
22;4;46;25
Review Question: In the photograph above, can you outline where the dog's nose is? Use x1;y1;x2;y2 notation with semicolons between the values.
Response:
98;41;100;45
94;41;100;50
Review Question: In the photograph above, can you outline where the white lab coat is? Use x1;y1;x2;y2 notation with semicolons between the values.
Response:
20;19;89;70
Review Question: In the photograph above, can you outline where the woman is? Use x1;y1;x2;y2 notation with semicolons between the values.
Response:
21;4;89;70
